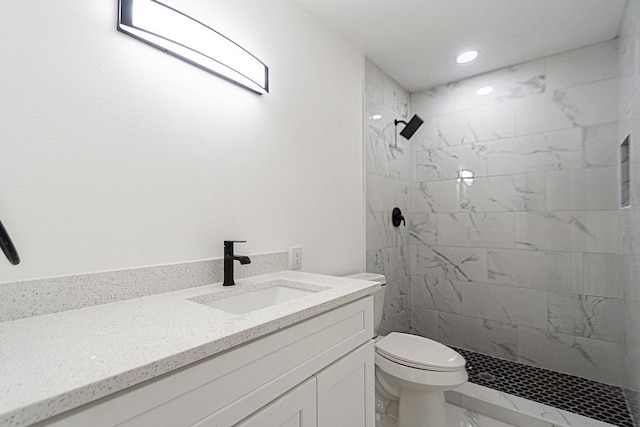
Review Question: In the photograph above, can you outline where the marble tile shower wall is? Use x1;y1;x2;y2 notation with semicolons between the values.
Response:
364;59;413;336
408;40;625;386
619;0;640;422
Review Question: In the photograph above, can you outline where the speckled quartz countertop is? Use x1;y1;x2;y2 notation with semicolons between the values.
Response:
0;270;380;426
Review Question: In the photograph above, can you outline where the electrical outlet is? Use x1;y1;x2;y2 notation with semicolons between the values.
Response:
289;246;302;270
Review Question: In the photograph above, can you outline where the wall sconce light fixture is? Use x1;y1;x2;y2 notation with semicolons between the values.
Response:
117;0;269;94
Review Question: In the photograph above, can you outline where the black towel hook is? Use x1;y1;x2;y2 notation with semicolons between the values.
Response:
0;219;20;265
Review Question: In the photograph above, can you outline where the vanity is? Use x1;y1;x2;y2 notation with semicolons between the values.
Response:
0;271;380;427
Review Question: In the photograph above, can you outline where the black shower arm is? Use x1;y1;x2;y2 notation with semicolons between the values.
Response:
394;119;408;126
0;220;20;265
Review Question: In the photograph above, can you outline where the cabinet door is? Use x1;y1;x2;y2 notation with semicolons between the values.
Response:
233;378;317;427
316;341;375;427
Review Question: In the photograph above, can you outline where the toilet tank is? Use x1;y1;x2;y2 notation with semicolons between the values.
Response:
343;273;386;335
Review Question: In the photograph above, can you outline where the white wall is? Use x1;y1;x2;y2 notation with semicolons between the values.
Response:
0;0;365;282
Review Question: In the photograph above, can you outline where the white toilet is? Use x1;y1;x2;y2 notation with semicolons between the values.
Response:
346;273;468;427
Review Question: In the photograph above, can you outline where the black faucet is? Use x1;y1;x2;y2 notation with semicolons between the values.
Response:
223;240;251;286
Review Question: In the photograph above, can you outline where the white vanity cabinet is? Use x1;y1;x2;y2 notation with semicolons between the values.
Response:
38;296;375;427
233;378;317;427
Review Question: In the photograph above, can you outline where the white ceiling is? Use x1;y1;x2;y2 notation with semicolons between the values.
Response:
295;0;628;92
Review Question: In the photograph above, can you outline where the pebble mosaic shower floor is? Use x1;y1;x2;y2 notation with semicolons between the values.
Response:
454;347;635;427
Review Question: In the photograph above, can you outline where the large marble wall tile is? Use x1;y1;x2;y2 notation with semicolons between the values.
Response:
365;127;392;177
377;175;409;213
552;79;619;127
365;58;409;117
487;249;582;293
414;143;488;182
460;173;546;212
365;111;412;182
583;253;626;298
410;275;463;314
437;103;516;146
379;277;410;336
546;167;619;211
462;283;548;330
439;312;518;360
624;120;640;208
415;245;487;282
366;249;384;276
437;212;515;248
409;180;460;213
625;297;640;348
621;208;640;256
625;254;640;303
619;0;640;39
456;59;546;108
406;213;438;246
619;75;640;121
618;24;640;78
545;40;619;92
366;173;382;213
583;122;619;168
623;345;640;395
410;116;439;152
375;246;410;283
366;209;399;250
514;94;576;135
411;83;462;118
409;306;439;341
487;128;583;175
517;327;622;386
515;211;620;253
548;293;623;343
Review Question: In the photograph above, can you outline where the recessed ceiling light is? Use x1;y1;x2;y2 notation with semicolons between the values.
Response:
476;86;494;96
456;50;478;64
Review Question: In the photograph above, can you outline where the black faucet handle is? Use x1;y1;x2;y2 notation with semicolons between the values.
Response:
224;240;247;255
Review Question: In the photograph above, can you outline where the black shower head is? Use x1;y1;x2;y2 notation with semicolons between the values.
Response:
395;114;424;140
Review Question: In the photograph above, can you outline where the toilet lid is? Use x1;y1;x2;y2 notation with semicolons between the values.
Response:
375;332;466;372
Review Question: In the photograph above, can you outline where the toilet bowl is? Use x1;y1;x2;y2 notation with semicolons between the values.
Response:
344;273;468;427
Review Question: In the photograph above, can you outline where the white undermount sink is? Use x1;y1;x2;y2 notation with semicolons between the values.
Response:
192;280;326;314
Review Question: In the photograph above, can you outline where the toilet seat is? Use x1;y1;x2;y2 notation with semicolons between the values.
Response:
375;332;466;372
